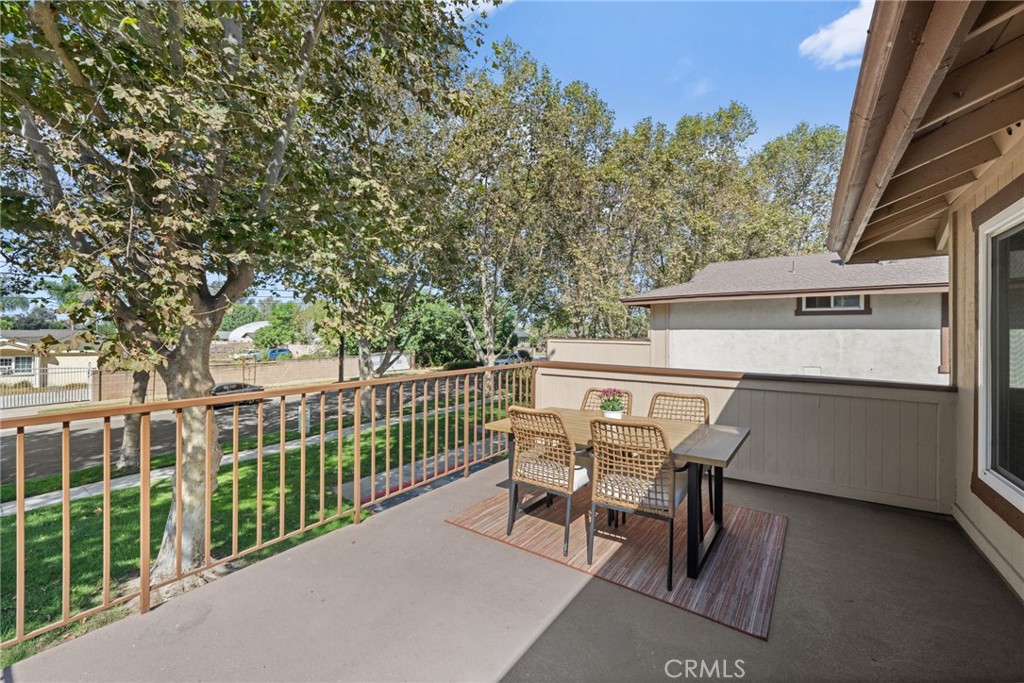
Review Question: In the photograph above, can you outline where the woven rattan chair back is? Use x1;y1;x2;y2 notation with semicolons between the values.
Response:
580;387;633;415
508;406;577;495
647;392;710;424
589;418;674;517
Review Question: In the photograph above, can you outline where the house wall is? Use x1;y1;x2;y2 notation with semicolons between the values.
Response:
950;143;1024;601
43;352;98;371
533;362;957;514
657;293;946;385
545;338;651;366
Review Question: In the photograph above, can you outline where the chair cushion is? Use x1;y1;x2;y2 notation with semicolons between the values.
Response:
516;452;590;493
594;467;687;515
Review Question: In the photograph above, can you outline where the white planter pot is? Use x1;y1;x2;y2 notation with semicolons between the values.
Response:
602;410;624;420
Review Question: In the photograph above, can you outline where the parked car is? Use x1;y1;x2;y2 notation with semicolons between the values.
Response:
231;350;260;361
267;347;293;361
211;382;264;408
494;349;532;366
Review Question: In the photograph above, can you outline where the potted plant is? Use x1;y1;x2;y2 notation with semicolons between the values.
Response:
599;388;626;419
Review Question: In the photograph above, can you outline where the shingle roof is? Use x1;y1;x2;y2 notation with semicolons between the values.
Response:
0;329;82;344
622;253;948;304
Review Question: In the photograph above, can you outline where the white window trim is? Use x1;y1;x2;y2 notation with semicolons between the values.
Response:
977;194;1024;515
801;294;865;311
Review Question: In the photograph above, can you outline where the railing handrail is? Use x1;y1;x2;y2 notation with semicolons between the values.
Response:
0;362;533;430
533;360;958;394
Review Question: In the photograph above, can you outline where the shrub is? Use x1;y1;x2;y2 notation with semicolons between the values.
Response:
443;359;483;371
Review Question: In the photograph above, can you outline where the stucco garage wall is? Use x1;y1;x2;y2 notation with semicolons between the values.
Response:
666;293;946;385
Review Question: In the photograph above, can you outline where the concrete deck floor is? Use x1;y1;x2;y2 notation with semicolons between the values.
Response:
6;461;1024;683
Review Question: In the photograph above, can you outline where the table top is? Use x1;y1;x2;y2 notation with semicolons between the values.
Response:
484;408;750;468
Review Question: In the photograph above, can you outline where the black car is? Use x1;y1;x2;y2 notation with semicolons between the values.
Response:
211;382;264;408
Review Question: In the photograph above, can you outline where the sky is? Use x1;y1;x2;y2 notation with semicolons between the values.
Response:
468;0;873;147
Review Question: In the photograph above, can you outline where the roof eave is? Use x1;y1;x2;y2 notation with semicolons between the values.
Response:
622;282;949;307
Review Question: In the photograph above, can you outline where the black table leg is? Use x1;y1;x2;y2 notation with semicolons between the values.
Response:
506;433;515;481
686;464;725;579
712;465;723;524
686;462;701;578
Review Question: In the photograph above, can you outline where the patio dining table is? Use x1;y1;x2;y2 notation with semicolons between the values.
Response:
484;408;750;579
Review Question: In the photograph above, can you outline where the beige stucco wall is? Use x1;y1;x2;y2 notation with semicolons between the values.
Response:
658;293;946;385
45;352;99;371
545;338;651;366
950;142;1024;600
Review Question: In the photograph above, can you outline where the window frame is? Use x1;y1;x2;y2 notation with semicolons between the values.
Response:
12;356;33;374
977;195;1024;515
795;294;871;315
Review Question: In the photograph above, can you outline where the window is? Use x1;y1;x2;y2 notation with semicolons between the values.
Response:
989;222;1024;490
0;357;33;374
979;192;1024;516
796;294;869;314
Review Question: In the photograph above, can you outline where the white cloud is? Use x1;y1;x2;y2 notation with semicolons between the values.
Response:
799;0;874;70
688;78;714;98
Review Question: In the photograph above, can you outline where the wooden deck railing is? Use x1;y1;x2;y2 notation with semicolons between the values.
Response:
0;363;533;649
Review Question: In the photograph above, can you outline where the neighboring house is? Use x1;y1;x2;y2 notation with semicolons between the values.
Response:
620;253;949;385
226;320;269;342
0;329;98;386
826;1;1024;599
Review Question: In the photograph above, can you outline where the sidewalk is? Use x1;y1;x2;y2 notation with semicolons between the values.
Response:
0;400;498;516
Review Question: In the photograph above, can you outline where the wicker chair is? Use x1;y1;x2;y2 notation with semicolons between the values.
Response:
580;387;633;415
647;392;715;523
587;418;688;590
507;406;591;556
647;392;709;424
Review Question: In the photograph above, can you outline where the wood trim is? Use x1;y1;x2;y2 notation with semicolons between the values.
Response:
533;360;958;394
795;295;873;316
939;292;950;374
622;284;948;306
970;178;1024;537
972;173;1024;229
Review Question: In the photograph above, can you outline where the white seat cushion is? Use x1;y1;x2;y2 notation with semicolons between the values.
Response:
516;452;591;492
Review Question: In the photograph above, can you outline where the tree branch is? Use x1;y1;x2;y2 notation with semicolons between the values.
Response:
257;2;328;214
16;105;64;209
30;1;105;121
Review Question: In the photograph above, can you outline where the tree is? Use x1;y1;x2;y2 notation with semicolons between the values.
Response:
2;0;481;578
435;43;570;364
219;302;260;333
404;297;476;367
7;306;65;329
252;302;302;349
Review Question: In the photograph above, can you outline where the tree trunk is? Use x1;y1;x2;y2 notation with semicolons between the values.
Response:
150;322;219;579
357;338;375;418
116;369;150;470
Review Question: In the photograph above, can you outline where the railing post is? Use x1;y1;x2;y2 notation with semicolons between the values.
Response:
353;388;362;523
139;413;151;614
463;373;471;477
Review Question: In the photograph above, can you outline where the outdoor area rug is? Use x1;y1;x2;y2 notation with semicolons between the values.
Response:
447;491;787;639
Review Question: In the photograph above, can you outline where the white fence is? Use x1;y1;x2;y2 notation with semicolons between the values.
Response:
0;366;93;409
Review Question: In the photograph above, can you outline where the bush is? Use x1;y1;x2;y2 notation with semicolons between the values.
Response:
443;359;483;371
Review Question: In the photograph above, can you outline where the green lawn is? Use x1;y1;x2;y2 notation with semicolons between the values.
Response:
0;392;515;664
